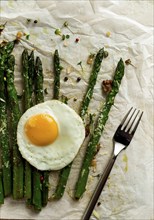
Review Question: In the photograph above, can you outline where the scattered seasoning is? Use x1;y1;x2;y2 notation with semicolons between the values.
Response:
44;88;48;95
55;29;62;36
60;95;68;104
77;61;83;72
102;80;113;94
73;98;77;102
0;22;7;35
15;31;23;43
75;38;80;43
106;31;111;37
63;21;74;34
25;34;30;40
63;21;68;27
61;34;70;41
97;202;101;206
34;20;38;24
76;77;81;82
66;34;70;39
103;50;109;58
125;59;135;67
87;53;95;65
64;76;68;82
40;175;44;182
62;34;65;40
27;18;31;23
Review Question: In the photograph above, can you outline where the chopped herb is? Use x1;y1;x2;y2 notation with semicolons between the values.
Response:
25;34;30;40
27;19;31;23
64;76;68;82
63;21;74;34
55;29;62;36
34;20;38;24
125;59;135;67
77;61;83;72
76;77;81;82
103;51;109;58
44;88;48;94
66;34;70;39
62;34;65;40
73;98;77;102
63;21;68;27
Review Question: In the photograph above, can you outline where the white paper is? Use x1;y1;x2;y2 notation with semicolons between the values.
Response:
0;1;153;219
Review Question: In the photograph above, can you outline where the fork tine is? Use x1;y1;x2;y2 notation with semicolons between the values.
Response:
123;108;136;131
119;107;133;128
131;111;143;135
127;110;140;132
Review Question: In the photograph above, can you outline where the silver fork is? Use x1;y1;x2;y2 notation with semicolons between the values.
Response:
82;107;143;220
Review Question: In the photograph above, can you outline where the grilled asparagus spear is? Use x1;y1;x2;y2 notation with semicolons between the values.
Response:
6;55;24;199
54;48;105;199
80;48;104;119
53;49;62;99
22;49;32;202
75;58;125;199
0;41;14;197
32;56;49;210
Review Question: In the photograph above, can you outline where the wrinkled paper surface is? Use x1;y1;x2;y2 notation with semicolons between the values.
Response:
0;1;153;219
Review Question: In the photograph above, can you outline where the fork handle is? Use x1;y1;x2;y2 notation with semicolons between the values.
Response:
82;155;116;220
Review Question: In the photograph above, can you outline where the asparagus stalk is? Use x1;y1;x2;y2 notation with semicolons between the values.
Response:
0;42;14;197
6;55;24;199
42;171;50;207
22;49;32;202
80;48;104;119
0;170;4;204
75;58;125;199
53;50;62;99
54;48;105;199
32;56;49;210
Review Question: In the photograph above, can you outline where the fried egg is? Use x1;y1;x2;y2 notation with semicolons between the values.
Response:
17;100;85;171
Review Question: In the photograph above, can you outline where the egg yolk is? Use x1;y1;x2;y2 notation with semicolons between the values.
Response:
24;114;58;146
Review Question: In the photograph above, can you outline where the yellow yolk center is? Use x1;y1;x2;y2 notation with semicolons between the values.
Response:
24;114;58;146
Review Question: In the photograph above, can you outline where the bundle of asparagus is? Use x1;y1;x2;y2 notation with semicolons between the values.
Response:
0;40;125;211
22;49;49;210
54;48;105;199
75;58;125;199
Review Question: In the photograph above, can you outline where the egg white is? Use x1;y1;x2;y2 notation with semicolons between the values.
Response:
17;100;85;171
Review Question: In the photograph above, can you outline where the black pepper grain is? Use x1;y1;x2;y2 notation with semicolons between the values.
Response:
76;77;81;82
64;76;68;82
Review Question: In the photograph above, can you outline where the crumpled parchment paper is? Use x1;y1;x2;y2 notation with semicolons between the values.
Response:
0;1;153;219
